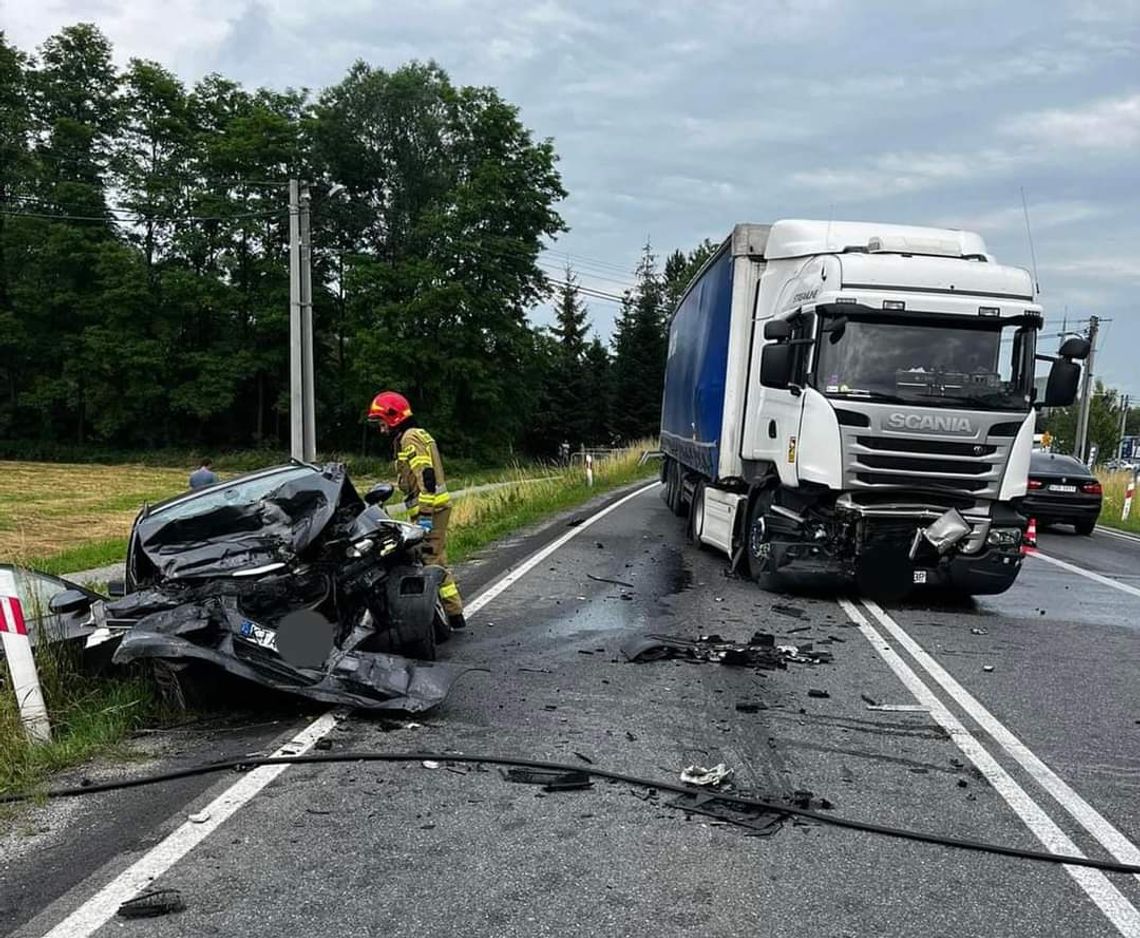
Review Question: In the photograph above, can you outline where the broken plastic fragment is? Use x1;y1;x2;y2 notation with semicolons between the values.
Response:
422;760;441;769
680;763;733;787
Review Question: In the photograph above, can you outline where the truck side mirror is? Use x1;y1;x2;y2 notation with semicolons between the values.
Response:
763;319;791;341
1058;336;1090;360
760;343;793;389
1044;359;1080;407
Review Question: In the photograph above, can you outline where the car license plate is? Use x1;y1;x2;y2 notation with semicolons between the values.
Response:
913;570;927;584
239;619;278;652
1049;484;1077;493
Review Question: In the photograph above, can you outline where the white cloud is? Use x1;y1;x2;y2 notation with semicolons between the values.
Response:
1040;256;1140;281
790;149;1022;200
1007;93;1140;150
936;201;1109;235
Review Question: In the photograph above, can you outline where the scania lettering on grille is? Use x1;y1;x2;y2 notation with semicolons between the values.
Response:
886;413;974;433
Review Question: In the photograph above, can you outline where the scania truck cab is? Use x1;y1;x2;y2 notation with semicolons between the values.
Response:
660;220;1087;597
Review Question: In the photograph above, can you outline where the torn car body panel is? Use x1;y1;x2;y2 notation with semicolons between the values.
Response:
24;462;463;712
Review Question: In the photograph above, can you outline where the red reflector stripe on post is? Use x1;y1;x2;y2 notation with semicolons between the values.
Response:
0;595;28;635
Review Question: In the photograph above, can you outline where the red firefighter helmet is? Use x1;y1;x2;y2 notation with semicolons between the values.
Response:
367;390;413;429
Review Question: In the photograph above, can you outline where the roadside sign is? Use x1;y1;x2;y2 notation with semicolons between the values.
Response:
1122;437;1136;459
0;568;52;742
1087;443;1098;468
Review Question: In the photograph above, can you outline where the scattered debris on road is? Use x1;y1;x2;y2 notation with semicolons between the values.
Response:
970;627;988;635
586;573;635;588
983;665;995;672
422;760;441;769
502;767;593;792
620;631;833;668
117;889;185;919
807;689;830;699
771;604;807;619
680;763;733;787
187;810;211;824
865;703;929;712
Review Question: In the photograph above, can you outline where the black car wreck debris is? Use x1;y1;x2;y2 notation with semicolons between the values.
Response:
31;463;466;712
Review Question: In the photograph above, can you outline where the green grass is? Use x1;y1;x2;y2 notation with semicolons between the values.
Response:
1;645;165;798
25;538;130;577
1094;470;1140;535
447;445;659;563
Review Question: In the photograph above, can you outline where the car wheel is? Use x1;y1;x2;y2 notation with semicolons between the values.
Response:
432;599;452;644
403;611;437;661
1074;518;1096;536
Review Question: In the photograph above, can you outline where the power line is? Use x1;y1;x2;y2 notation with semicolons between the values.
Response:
0;207;287;223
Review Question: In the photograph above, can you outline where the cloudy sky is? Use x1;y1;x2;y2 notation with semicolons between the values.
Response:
4;0;1139;394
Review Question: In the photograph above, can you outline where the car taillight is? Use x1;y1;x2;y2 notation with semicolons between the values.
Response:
1027;478;1044;490
1081;481;1102;495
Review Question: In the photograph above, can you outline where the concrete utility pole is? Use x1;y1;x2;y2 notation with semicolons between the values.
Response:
1073;315;1099;463
289;179;316;463
1118;394;1130;461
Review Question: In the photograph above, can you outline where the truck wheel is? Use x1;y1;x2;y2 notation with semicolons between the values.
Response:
744;492;783;591
688;480;706;546
1074;518;1096;536
665;459;685;517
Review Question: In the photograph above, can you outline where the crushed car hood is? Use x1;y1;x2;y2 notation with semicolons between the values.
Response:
134;464;364;581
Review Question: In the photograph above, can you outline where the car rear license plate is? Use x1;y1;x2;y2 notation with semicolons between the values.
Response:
239;619;278;652
1049;484;1077;493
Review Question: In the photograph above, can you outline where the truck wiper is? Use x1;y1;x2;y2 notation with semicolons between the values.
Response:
827;390;908;404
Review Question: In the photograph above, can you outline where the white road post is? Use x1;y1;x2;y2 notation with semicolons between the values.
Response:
0;568;51;743
1124;471;1136;521
585;453;594;487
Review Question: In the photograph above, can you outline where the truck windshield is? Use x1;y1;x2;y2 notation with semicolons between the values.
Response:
813;314;1034;411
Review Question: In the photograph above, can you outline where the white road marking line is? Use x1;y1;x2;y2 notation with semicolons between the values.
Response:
41;481;661;938
41;711;341;938
862;598;1140;885
1029;550;1140;600
839;599;1140;937
464;481;661;615
1095;526;1140;544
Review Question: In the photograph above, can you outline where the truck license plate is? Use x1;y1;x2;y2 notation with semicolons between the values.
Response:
1049;484;1077;493
239;619;278;652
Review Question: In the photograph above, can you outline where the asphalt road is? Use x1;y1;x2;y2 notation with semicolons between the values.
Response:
6;485;1140;938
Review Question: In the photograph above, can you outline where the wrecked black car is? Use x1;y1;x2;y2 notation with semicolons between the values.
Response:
55;462;463;712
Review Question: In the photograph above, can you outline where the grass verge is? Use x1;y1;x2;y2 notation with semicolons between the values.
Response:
1094;470;1140;535
1;644;164;797
448;443;659;563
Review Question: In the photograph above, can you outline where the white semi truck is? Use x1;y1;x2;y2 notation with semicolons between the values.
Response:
659;219;1088;597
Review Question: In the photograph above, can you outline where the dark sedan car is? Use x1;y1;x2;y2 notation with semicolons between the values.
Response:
1021;452;1102;535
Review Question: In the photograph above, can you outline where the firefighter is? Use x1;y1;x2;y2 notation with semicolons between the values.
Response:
367;391;466;631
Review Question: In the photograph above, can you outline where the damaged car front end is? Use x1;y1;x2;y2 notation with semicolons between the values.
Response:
69;462;463;712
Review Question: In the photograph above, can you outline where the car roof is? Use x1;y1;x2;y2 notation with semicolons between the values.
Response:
1030;451;1091;474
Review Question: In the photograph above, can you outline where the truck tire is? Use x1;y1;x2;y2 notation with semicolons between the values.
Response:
744;490;784;591
688;479;706;546
664;459;685;517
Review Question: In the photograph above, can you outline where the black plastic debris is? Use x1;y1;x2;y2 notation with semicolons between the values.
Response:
587;573;635;589
735;701;766;713
665;791;785;837
502;767;593;792
117;889;186;919
807;689;830;699
771;604;807;619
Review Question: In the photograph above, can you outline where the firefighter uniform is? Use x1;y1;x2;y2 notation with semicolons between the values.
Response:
395;426;463;617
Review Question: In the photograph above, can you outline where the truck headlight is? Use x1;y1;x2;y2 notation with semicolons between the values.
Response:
986;527;1022;547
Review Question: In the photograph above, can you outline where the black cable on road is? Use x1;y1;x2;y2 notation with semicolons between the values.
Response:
5;750;1139;876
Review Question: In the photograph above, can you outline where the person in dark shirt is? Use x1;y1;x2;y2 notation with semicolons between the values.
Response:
188;458;218;490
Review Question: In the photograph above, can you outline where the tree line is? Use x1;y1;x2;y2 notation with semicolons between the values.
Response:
0;24;713;462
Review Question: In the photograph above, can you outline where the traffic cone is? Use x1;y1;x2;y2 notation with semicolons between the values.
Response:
1022;517;1038;553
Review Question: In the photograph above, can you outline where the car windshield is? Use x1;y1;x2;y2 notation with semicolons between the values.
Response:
149;466;317;523
814;314;1034;411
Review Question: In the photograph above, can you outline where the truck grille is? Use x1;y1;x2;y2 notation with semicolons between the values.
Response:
841;424;1015;501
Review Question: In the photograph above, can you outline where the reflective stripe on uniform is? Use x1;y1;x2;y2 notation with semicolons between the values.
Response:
409;455;433;470
418;491;450;508
439;582;460;600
